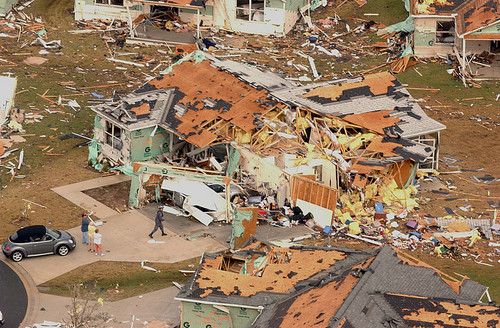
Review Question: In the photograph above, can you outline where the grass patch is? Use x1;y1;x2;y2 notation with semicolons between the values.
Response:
39;259;199;301
397;61;499;104
337;0;408;26
413;252;500;302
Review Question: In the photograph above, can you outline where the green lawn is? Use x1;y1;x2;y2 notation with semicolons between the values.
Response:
337;0;408;26
397;61;499;105
39;259;199;301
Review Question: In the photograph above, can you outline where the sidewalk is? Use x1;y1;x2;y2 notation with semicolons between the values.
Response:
51;174;131;219
17;209;226;285
29;286;181;327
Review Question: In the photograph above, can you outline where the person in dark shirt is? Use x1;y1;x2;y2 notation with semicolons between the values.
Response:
149;206;167;239
81;212;90;244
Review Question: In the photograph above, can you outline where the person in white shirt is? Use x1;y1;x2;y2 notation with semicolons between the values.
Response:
94;229;104;256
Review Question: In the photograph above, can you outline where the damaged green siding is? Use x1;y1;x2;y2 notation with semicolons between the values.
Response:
283;0;307;11
226;146;241;177
180;302;260;328
0;0;17;15
230;208;254;249
414;30;435;47
130;126;170;163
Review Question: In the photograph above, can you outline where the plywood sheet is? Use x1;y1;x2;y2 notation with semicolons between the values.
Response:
291;175;337;215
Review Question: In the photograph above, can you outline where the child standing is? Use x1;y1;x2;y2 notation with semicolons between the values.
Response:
88;222;96;252
94;229;104;256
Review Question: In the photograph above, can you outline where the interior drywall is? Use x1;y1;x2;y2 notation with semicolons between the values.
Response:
238;146;288;194
0;76;16;124
74;0;143;21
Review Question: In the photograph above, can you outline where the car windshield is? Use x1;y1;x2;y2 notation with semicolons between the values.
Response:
46;228;61;239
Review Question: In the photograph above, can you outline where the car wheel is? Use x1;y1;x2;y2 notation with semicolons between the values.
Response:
57;245;70;256
11;251;24;262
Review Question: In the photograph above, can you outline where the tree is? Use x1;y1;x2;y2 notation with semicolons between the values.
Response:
64;285;110;328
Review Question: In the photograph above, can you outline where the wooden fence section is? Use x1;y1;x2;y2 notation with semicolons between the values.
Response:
290;175;338;212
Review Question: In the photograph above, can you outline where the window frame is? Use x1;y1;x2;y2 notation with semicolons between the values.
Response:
104;121;123;151
435;20;455;45
94;0;124;7
235;0;266;22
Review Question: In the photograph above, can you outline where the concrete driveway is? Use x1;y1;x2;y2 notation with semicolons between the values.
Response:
17;209;226;285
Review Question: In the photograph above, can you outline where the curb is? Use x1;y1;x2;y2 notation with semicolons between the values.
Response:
1;258;39;327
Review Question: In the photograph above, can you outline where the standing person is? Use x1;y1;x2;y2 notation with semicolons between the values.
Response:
94;229;104;256
88;221;96;252
81;212;89;245
149;206;167;238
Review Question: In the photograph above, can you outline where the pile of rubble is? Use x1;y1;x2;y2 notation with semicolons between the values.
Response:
85;52;499;264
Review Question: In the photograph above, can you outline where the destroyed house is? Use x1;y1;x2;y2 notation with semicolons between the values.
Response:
271;70;446;171
91;53;446;225
75;0;326;41
411;0;500;67
90;89;173;165
175;244;496;328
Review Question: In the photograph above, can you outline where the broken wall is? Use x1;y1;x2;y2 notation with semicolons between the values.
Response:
74;0;144;21
413;17;455;57
230;207;258;249
180;301;260;328
213;0;306;36
238;146;289;201
283;0;308;34
290;174;337;227
93;116;132;164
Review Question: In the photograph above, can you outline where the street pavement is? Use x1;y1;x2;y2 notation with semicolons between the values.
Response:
0;260;28;328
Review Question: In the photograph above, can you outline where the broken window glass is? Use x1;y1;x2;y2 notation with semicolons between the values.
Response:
435;21;455;44
236;0;265;22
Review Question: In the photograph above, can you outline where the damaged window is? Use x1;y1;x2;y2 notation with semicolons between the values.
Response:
236;0;265;22
105;121;123;151
95;0;123;6
435;21;455;44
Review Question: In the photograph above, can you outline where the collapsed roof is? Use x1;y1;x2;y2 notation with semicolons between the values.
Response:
253;247;492;328
455;0;499;36
271;71;446;138
90;54;444;179
176;242;375;308
176;244;493;328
